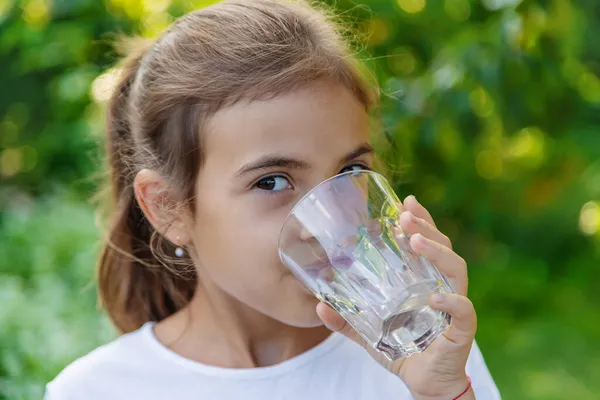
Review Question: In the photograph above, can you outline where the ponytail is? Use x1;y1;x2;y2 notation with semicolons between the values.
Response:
98;37;196;334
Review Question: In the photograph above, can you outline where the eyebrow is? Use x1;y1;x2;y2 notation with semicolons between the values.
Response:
342;143;374;164
236;156;310;177
235;143;374;177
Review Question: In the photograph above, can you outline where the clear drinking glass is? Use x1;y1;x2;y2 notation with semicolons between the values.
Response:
278;170;453;360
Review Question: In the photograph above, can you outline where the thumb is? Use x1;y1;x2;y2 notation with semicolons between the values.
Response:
316;302;367;347
429;293;477;345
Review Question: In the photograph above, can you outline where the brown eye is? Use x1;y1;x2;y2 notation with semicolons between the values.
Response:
255;176;292;192
340;164;368;174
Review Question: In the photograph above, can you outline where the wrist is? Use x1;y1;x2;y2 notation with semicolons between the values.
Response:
410;376;473;400
456;388;475;400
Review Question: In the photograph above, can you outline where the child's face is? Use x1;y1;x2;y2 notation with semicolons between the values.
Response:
191;80;373;327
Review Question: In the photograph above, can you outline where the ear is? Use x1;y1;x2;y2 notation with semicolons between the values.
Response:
133;169;191;247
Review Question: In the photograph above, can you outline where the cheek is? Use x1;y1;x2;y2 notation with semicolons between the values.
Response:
192;196;288;283
192;196;323;324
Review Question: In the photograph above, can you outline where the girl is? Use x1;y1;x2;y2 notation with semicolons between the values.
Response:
45;1;501;399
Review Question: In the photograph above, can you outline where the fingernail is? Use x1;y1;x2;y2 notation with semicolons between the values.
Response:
408;195;418;204
431;293;445;304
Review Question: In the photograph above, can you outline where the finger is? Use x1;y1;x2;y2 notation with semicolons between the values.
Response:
399;211;452;250
429;293;477;346
404;195;436;228
409;233;468;295
316;302;366;346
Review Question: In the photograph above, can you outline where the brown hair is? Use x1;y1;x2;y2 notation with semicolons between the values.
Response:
99;0;378;334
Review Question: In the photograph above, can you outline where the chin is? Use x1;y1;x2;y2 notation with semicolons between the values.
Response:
283;314;324;329
276;292;324;328
259;274;325;328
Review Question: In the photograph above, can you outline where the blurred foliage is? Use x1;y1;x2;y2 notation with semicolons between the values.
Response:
1;0;600;399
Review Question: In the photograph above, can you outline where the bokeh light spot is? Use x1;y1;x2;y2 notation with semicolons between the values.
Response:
142;11;171;36
57;70;95;102
143;0;170;14
579;201;599;236
508;126;546;168
397;0;426;14
444;0;470;22
91;68;122;103
365;18;389;46
433;64;463;90
388;47;416;76
476;149;503;179
0;148;24;177
22;0;50;27
481;0;523;11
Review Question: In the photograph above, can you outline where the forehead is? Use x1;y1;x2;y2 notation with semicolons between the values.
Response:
203;80;369;171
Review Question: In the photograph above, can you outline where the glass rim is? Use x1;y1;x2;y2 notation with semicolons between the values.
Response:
277;169;388;252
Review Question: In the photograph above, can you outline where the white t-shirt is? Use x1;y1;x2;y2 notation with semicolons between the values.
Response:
45;322;501;399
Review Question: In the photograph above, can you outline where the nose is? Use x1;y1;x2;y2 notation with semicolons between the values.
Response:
299;226;315;241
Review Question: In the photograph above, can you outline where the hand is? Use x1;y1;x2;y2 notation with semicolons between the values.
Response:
317;195;476;400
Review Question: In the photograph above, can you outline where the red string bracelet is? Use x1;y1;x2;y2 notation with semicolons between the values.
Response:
451;377;472;400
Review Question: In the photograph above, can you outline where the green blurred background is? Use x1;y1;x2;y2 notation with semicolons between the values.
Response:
1;0;599;399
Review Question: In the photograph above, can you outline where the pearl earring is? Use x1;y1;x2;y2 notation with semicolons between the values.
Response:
175;236;184;258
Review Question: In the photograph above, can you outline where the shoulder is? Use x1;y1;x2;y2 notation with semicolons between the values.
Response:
44;324;153;399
